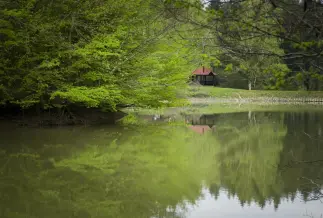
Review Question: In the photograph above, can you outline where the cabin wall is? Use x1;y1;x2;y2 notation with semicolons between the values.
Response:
192;75;219;86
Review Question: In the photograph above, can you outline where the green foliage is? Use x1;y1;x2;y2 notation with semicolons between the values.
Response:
224;63;233;72
51;86;124;110
127;38;196;107
172;0;323;91
263;64;291;90
201;0;291;90
0;0;198;111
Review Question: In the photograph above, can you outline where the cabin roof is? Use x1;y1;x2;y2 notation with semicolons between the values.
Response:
192;67;216;76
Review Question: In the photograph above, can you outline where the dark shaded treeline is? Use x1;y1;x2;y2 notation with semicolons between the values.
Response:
205;0;323;90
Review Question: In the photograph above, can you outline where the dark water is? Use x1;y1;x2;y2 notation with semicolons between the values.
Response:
0;111;323;218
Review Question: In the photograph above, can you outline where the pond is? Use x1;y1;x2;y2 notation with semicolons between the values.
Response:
0;109;323;218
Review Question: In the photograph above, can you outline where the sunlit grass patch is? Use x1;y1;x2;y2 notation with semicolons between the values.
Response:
187;86;323;99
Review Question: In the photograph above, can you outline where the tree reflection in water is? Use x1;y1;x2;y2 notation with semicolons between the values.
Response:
0;111;322;217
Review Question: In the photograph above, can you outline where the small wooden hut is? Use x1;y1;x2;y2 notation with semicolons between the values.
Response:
191;67;218;86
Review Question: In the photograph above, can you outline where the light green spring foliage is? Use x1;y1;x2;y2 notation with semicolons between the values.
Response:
0;0;200;110
122;37;196;107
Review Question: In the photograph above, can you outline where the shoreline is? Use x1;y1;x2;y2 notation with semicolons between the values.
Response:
189;97;323;104
2;94;323;126
0;107;126;127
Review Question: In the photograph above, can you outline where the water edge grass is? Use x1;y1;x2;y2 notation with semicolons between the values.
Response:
187;86;323;103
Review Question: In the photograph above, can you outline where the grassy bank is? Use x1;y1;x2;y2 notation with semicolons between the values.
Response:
123;103;323;119
124;86;323;117
187;86;323;102
181;103;323;114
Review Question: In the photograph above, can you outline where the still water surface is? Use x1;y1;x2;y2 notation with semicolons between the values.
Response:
0;110;323;218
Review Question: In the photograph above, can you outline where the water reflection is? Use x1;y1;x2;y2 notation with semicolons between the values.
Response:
186;114;217;135
186;188;322;218
0;111;323;217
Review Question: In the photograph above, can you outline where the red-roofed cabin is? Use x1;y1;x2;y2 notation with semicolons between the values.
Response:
191;67;218;86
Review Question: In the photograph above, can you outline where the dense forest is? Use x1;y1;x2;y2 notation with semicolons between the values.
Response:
0;0;205;111
1;0;323;112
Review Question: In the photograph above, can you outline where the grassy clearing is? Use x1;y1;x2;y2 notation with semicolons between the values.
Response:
187;86;323;99
123;103;323;117
122;86;323;117
181;103;323;114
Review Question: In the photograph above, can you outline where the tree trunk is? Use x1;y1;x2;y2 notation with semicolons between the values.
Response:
304;77;310;91
248;81;252;90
